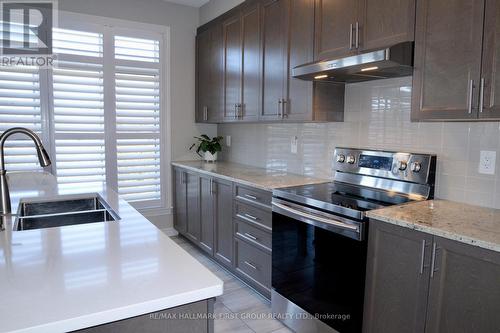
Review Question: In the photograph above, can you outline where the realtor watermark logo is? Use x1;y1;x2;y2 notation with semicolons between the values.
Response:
0;0;57;67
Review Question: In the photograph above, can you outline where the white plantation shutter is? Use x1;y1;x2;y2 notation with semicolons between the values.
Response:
0;18;166;210
0;66;45;171
52;28;106;191
114;35;162;207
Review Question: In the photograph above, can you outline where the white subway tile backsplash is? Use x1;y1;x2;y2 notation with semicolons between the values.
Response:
218;76;500;209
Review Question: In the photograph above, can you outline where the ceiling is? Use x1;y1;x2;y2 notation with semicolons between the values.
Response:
162;0;209;7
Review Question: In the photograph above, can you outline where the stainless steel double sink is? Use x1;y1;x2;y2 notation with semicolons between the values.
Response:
14;196;120;231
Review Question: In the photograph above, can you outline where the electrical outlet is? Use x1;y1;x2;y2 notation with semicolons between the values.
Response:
479;150;496;175
291;136;298;154
226;135;231;147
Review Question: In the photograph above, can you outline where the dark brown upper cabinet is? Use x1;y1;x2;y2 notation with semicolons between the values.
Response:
479;0;500;119
314;0;415;61
411;0;490;121
195;0;345;123
196;25;223;123
221;1;262;122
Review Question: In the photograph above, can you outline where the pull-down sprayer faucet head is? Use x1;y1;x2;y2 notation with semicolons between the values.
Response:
0;127;52;216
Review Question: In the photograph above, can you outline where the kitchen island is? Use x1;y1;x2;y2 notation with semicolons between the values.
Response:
0;172;223;333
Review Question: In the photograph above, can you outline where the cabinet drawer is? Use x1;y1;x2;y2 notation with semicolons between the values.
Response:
235;238;271;289
234;201;272;230
235;184;272;209
235;220;271;252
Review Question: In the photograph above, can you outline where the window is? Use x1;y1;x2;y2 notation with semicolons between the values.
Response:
0;16;167;211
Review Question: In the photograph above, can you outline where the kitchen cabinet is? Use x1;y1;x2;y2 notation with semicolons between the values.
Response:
173;166;273;299
213;177;234;268
185;172;201;243
199;175;215;254
173;168;187;234
314;0;415;61
221;1;261;122
363;220;432;333
314;0;359;60
425;236;500;333
260;0;287;121
222;13;242;121
365;219;500;333
411;0;486;121
196;24;223;123
479;0;500;119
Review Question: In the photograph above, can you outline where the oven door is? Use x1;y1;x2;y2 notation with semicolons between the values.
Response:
272;198;367;333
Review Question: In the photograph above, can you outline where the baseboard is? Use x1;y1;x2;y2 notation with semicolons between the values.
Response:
162;227;179;237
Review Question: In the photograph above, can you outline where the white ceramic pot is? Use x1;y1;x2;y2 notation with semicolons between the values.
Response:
204;151;218;162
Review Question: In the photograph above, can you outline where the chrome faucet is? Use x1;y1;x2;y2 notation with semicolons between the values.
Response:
0;127;52;215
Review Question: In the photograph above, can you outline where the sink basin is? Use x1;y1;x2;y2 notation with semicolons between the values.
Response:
15;196;120;231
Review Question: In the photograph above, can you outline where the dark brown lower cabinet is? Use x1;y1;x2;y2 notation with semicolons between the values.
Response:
425;236;500;333
364;219;500;333
76;299;214;333
199;175;215;255
363;220;432;333
213;178;234;268
173;167;273;299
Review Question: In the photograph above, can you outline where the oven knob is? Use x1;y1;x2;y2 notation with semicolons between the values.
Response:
411;162;422;173
336;154;346;163
398;161;408;171
346;155;356;164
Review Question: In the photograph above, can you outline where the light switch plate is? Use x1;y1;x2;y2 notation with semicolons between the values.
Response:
226;135;231;147
479;150;496;175
291;136;298;154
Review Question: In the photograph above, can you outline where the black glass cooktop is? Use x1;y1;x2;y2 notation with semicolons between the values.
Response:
273;182;413;220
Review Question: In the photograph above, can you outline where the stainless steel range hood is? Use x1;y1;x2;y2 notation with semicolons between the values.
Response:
292;42;414;83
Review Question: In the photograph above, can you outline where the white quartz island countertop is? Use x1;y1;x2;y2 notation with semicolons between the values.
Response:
172;161;328;191
367;199;500;252
0;172;223;333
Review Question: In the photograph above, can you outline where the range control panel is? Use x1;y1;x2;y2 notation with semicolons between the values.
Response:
334;148;436;185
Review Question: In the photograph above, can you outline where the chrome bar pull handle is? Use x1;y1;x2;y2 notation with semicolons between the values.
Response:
468;79;474;114
282;99;287;119
244;194;258;200
349;23;353;50
203;106;208;121
420;239;426;274
244;232;258;241
479;77;485;113
244;261;258;270
430;242;441;278
355;21;360;49
244;213;258;221
277;99;282;117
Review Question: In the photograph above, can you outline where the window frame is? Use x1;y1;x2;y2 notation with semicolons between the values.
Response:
48;12;171;216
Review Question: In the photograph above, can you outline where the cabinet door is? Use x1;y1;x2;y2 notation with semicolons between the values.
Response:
199;176;215;255
314;0;359;61
425;236;500;333
185;172;201;243
173;168;187;235
240;1;261;121
214;178;234;268
196;30;211;123
260;0;287;121
223;13;242;121
359;0;415;51
480;0;500;119
363;220;432;333
284;0;314;121
196;26;223;123
411;0;485;121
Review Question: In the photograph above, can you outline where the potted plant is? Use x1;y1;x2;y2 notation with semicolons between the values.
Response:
189;135;223;162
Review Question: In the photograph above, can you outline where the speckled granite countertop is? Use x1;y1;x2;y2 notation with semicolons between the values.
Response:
172;161;327;191
367;200;500;252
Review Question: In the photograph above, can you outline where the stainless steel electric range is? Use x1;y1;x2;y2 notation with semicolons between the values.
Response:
271;148;436;333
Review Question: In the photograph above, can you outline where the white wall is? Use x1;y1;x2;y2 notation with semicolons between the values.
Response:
199;0;244;25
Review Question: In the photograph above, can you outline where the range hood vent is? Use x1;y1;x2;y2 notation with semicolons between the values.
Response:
292;42;414;83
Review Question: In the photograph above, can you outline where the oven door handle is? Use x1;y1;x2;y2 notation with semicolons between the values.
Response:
272;201;360;234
